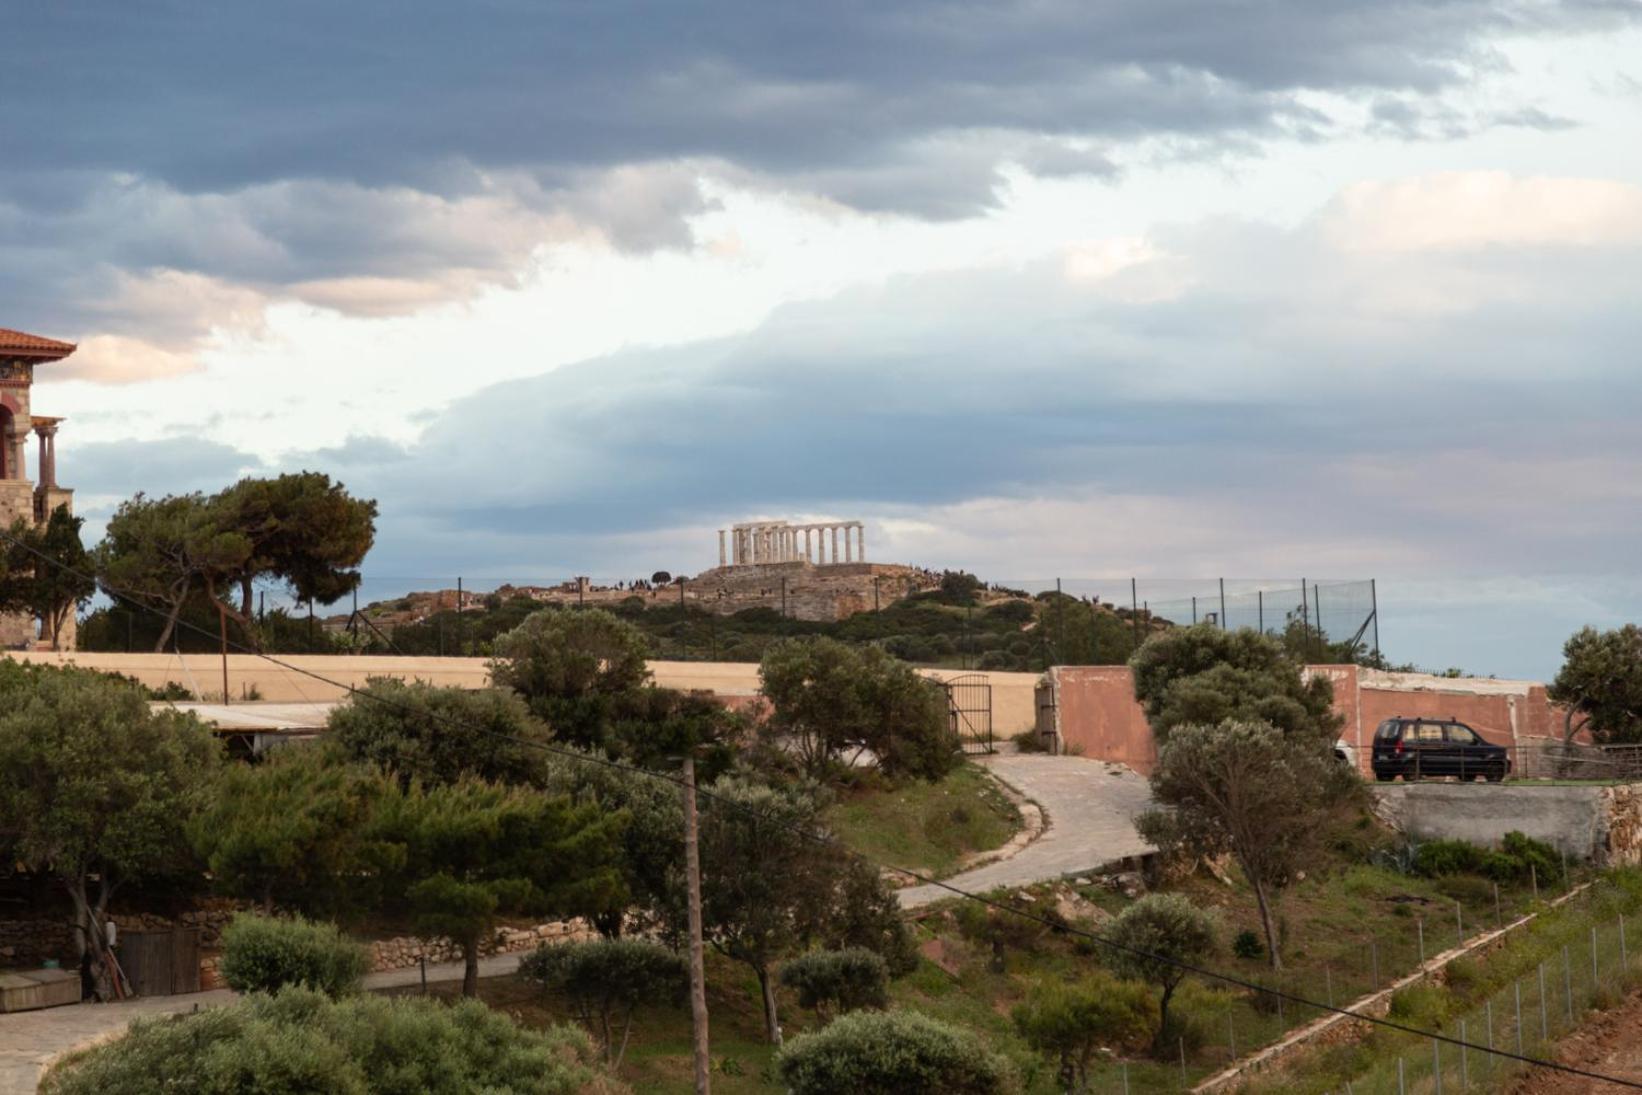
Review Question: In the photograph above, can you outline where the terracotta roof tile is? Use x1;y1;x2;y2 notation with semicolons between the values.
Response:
0;328;77;361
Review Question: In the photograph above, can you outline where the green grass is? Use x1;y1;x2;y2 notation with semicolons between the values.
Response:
825;763;1022;878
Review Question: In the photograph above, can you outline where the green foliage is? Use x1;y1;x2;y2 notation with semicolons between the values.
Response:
217;471;377;611
677;777;914;1042
94;491;252;652
2;506;95;649
1232;930;1264;960
521;938;687;1065
1105;893;1217;1048
371;777;629;996
219;913;370;997
1012;974;1153;1091
779;948;890;1023
1010;728;1049;753
1550;624;1642;743
953;889;1055;972
39;988;627;1095
1386;982;1452;1029
190;743;396;914
327;677;553;787
775;1009;1017;1095
936;571;984;604
1138;719;1357;969
0;663;222;955
760;637;957;782
1406;832;1565;886
1129;625;1343;744
490;608;652;749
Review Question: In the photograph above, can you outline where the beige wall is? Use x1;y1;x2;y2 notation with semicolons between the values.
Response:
2;652;1041;734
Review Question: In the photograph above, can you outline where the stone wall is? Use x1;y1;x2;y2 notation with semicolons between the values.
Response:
687;561;939;622
1373;782;1642;865
366;917;595;972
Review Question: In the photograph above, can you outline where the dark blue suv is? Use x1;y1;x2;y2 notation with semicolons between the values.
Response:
1370;717;1510;783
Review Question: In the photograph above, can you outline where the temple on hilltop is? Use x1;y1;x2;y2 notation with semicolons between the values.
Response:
0;328;76;649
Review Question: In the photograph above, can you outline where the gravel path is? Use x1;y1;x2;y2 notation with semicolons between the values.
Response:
898;753;1155;908
0;953;526;1094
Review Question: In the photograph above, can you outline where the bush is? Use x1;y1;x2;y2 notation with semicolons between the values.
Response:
1495;831;1565;886
40;988;628;1095
775;1010;1017;1094
218;914;370;997
1010;729;1049;754
520;938;686;1066
1012;974;1151;1088
1232;930;1264;960
780;948;890;1023
1413;839;1485;878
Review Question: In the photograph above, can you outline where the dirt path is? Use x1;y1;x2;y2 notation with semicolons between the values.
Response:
1513;989;1642;1094
897;754;1154;908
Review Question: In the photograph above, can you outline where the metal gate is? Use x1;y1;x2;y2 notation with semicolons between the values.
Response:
944;674;994;755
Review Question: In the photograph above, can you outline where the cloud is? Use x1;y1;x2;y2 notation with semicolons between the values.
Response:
4;1;1635;362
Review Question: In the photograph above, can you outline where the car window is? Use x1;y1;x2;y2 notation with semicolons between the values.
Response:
1412;722;1445;742
1375;720;1401;741
1445;724;1480;745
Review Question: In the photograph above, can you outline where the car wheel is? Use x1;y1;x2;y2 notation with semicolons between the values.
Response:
1486;766;1506;783
1375;773;1394;782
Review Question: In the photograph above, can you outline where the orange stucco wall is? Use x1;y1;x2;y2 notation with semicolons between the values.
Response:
1050;663;1575;775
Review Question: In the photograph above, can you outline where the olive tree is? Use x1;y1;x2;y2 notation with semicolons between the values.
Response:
1138;719;1352;969
1550;624;1642;744
521;938;686;1066
40;989;628;1095
776;1010;1016;1095
1012;974;1153;1092
760;637;956;781
1129;625;1341;745
1104;893;1217;1051
490;608;651;750
0;664;221;968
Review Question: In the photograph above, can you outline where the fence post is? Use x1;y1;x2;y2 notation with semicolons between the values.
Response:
1418;918;1425;966
1432;1038;1442;1095
1494;883;1502;930
1592;926;1600;990
1531;864;1538;902
1514;980;1523;1056
1460;1019;1469;1090
1122;1062;1130;1095
1179;1035;1187;1087
1372;940;1380;986
1538;963;1549;1041
1622;913;1629;966
1457;901;1463;946
1228;1013;1236;1058
1485;999;1493;1052
1563;945;1574;1022
1326;967;1334;1008
1398;1057;1406;1095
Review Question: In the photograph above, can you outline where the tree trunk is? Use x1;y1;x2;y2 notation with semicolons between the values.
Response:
1250;877;1283;971
241;575;255;623
462;944;479;998
757;964;782;1046
154;597;187;652
1155;981;1177;1055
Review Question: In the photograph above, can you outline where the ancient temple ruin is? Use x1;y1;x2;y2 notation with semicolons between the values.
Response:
719;520;865;566
0;328;77;648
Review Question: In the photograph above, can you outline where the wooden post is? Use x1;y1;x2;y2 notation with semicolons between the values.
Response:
682;753;711;1094
217;603;231;705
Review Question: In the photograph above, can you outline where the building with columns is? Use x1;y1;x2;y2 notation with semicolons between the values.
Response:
719;520;866;567
0;328;77;649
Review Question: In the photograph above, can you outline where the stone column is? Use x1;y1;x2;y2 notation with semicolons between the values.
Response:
830;526;838;564
844;525;853;563
718;530;727;567
857;524;865;562
804;528;812;562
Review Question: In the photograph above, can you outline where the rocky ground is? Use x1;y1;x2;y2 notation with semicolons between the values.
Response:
1513;988;1642;1094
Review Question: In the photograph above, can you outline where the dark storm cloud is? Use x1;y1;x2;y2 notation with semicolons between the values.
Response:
4;0;1637;354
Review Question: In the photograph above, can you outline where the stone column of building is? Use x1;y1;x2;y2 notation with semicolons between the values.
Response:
857;524;865;562
718;530;727;567
803;527;811;562
830;526;838;563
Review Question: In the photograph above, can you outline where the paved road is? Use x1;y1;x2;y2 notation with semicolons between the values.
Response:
0;953;525;1094
898;753;1155;908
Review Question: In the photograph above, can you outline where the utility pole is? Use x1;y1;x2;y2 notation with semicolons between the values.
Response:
681;752;712;1094
217;603;231;705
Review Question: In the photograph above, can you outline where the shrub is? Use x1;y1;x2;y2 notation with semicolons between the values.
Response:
1232;930;1264;960
1010;728;1049;754
1496;831;1565;886
1387;982;1452;1029
520;939;686;1066
218;914;370;997
775;1010;1016;1094
1413;839;1485;878
1104;893;1217;1051
1012;974;1151;1089
780;948;890;1023
40;988;628;1095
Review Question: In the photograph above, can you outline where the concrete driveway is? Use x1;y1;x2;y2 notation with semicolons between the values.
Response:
898;753;1155;908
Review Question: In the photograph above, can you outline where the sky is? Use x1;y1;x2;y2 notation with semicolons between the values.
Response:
5;1;1642;679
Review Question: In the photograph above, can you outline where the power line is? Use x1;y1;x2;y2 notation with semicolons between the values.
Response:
7;530;1640;1089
